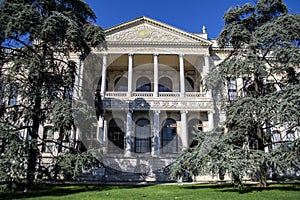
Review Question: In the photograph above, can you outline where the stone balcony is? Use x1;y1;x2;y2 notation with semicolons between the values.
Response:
102;91;213;111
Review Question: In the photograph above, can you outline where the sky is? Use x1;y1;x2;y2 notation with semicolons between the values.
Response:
84;0;300;39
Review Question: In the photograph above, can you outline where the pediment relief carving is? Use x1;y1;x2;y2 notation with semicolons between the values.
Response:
106;24;200;43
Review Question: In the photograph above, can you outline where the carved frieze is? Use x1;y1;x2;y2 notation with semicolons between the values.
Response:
102;98;214;111
107;24;198;43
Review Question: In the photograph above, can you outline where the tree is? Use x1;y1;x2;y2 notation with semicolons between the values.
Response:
0;0;104;187
170;0;300;188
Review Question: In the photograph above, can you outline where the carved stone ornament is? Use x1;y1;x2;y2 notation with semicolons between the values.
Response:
106;24;198;43
102;98;213;111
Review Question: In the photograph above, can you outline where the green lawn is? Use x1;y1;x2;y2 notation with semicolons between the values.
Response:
1;183;299;200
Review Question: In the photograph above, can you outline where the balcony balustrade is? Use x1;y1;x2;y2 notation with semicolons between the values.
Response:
104;91;206;99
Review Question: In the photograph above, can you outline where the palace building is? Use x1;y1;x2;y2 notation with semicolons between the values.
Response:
71;16;230;181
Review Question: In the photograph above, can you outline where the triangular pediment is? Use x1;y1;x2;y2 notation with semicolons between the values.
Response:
105;16;212;46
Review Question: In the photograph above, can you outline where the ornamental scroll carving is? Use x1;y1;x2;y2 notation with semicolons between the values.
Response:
107;24;195;43
102;98;214;110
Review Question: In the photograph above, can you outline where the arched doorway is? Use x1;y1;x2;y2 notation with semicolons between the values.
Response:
161;118;177;153
135;118;151;153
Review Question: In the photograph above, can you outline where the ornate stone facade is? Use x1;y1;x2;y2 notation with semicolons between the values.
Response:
76;16;228;181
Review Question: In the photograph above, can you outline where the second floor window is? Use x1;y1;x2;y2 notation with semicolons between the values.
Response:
136;77;151;92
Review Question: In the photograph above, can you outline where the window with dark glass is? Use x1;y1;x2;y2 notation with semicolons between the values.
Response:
108;118;125;151
158;77;172;92
136;77;151;92
227;78;237;101
272;130;281;149
42;126;54;153
162;118;177;153
135;118;151;153
115;77;128;91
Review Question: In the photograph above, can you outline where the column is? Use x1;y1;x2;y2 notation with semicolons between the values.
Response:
127;53;133;97
179;54;185;97
125;110;133;155
208;110;214;131
181;110;188;149
97;116;104;143
153;53;159;97
100;53;107;96
74;54;82;98
203;55;212;97
153;110;160;155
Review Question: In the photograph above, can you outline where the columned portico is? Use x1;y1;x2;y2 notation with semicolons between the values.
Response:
94;16;220;181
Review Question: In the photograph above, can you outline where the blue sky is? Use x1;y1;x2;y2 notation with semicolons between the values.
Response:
84;0;300;39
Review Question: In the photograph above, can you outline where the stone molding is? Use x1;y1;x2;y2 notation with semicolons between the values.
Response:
102;98;214;111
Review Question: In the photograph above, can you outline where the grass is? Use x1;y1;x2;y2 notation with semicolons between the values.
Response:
0;183;299;200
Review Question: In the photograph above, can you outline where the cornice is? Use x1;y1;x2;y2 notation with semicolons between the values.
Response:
106;41;210;47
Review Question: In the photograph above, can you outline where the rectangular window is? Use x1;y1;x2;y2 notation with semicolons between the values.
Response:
227;78;237;101
42;126;54;153
272;130;281;150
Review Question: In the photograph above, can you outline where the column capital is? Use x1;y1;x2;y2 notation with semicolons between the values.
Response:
128;53;134;56
208;110;215;114
153;53;159;57
180;110;188;114
154;110;161;114
103;52;108;56
179;54;184;58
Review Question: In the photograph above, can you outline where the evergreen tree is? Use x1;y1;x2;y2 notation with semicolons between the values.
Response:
171;0;299;188
0;0;104;187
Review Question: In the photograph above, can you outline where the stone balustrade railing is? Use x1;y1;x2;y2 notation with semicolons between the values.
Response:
104;91;206;98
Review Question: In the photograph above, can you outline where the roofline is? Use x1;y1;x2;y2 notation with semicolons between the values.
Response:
104;16;213;46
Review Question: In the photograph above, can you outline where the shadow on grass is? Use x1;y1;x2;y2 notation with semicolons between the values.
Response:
0;184;150;200
182;183;300;194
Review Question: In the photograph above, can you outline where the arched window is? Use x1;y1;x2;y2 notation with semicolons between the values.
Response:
188;119;203;147
161;118;177;153
108;118;125;151
185;77;194;92
135;118;151;153
114;77;128;91
136;77;151;92
159;77;172;92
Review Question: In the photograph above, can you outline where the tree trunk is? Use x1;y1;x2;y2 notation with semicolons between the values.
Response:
27;96;41;188
254;74;267;188
256;120;267;188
